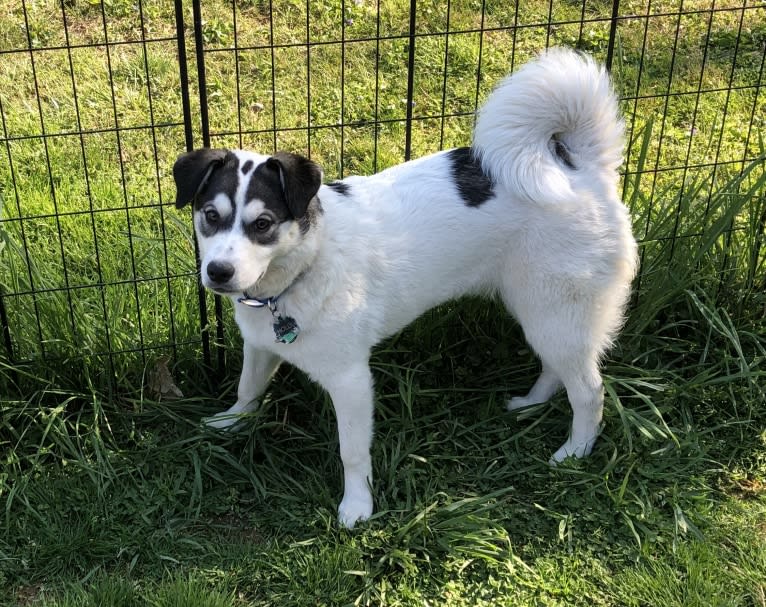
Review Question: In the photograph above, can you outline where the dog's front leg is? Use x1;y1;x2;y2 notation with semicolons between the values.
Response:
321;362;375;528
204;345;281;430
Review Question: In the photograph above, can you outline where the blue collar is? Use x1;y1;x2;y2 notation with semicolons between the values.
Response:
237;270;306;310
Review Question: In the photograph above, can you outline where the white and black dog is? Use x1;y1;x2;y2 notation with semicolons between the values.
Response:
174;48;638;528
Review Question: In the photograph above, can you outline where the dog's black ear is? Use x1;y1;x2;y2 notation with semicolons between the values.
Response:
173;148;229;209
266;152;322;219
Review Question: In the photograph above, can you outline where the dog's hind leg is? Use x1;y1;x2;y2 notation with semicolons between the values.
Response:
546;359;604;463
204;345;281;430
507;363;561;411
530;340;604;463
525;340;604;463
505;292;606;463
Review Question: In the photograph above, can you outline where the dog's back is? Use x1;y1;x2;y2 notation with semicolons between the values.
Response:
319;49;637;347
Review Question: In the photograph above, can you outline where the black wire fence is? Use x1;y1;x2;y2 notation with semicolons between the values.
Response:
0;0;764;391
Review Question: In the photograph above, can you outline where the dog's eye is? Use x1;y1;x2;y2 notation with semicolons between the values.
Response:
204;209;220;224
254;217;273;232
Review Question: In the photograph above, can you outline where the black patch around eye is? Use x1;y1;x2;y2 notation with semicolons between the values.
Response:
448;147;495;208
327;181;351;196
244;219;279;245
198;209;234;238
242;161;321;240
254;218;272;231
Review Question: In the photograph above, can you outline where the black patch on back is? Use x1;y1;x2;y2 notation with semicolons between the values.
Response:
327;181;351;196
241;159;254;175
448;147;495;208
552;135;576;170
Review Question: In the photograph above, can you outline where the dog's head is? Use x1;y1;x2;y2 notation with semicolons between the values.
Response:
174;149;322;297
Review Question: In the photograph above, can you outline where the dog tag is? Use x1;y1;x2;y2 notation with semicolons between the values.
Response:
273;315;300;344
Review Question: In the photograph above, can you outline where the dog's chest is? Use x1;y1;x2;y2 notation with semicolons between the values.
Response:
233;302;325;366
235;304;289;346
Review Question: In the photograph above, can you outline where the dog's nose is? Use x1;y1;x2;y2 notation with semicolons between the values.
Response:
207;260;235;284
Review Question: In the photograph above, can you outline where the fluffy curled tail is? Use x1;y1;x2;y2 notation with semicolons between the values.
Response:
472;47;624;206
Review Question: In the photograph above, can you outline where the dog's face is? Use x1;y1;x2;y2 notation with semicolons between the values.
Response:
173;149;322;296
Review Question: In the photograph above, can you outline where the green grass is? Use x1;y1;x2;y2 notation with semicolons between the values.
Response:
1;0;766;605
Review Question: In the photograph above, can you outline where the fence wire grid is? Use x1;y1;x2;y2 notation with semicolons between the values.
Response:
0;0;764;390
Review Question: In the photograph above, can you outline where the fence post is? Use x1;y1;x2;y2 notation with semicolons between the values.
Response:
175;0;223;376
175;0;212;371
403;0;417;161
605;0;620;72
191;0;227;376
175;0;195;153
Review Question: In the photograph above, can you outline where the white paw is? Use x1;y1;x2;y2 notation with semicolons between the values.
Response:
338;493;373;529
202;411;246;431
202;401;257;432
507;395;540;411
549;436;596;464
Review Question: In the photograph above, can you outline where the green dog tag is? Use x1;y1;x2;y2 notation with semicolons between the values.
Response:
273;315;300;344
